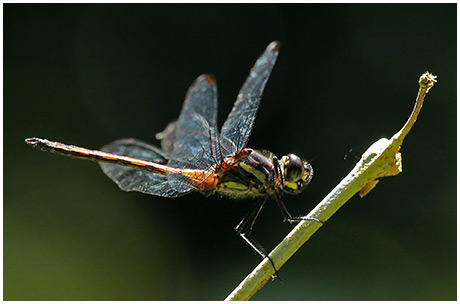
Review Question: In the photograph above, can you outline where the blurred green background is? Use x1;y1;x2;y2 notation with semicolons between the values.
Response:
4;4;456;301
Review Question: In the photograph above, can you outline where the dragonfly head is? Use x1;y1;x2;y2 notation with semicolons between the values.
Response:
280;154;313;195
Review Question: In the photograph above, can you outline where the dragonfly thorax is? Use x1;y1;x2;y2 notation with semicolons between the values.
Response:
214;149;278;199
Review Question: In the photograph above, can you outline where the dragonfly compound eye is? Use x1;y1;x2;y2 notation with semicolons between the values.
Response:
282;154;313;195
285;154;304;182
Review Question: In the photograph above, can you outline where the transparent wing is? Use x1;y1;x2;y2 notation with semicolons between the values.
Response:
166;74;221;170
220;41;279;156
100;138;193;197
155;119;177;156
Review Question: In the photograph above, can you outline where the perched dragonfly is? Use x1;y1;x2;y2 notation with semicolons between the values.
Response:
26;41;318;277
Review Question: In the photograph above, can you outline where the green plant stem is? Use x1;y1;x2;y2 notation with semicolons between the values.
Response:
225;71;437;301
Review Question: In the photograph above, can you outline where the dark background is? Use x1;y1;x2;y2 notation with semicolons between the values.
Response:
4;4;456;301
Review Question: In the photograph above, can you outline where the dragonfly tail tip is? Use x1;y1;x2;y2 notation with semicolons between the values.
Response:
25;137;42;147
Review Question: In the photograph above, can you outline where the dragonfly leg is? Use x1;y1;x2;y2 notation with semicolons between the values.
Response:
235;197;282;280
274;192;324;225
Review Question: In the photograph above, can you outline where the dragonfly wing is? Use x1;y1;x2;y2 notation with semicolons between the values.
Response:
220;41;279;156
167;74;221;170
155;119;177;156
100;138;193;197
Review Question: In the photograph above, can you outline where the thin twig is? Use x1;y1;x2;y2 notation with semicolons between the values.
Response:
396;72;437;143
225;71;437;301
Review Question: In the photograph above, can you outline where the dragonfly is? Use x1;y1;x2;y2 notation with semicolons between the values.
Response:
25;41;319;277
